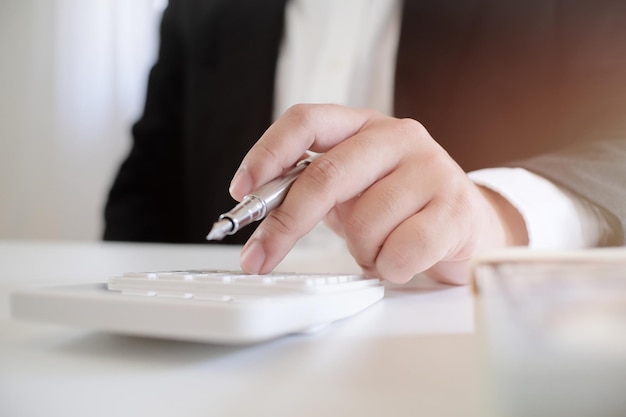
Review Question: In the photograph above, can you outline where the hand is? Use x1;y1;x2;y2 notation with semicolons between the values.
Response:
229;104;528;285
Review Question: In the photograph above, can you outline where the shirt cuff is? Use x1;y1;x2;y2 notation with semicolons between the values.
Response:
468;167;612;249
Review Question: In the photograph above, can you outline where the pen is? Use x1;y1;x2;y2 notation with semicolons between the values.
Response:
206;153;319;241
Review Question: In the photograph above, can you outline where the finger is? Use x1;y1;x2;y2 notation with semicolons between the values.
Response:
240;119;427;274
341;164;435;273
229;104;376;200
374;198;472;284
423;258;474;286
240;138;396;274
323;202;354;238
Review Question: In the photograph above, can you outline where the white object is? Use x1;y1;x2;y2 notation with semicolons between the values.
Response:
1;240;479;417
468;167;619;249
11;270;384;344
274;0;401;117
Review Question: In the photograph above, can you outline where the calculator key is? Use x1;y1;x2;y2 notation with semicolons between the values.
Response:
234;276;276;285
123;272;158;279
163;273;197;281
193;294;232;302
121;289;157;297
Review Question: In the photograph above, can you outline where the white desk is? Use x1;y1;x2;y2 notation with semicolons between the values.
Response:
0;240;493;417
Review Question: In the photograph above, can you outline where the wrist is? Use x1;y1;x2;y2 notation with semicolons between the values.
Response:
478;185;529;248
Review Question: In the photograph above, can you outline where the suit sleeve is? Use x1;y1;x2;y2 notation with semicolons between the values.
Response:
516;138;626;244
103;1;186;242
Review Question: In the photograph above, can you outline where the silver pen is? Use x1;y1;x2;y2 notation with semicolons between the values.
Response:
206;153;319;241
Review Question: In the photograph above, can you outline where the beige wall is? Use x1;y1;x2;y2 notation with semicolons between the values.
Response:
0;0;163;240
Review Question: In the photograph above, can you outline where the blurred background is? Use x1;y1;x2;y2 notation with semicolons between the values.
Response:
0;0;167;240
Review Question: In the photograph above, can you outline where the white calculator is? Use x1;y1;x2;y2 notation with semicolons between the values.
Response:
11;270;384;344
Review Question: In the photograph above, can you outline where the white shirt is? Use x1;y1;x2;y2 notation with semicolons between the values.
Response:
274;0;615;249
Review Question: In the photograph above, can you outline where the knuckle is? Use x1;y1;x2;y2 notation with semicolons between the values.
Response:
454;189;475;215
376;185;404;217
395;118;429;140
343;212;374;243
263;206;300;237
300;155;344;194
376;226;438;284
421;150;463;188
376;243;418;284
444;187;471;215
390;118;436;158
283;104;317;131
255;140;282;166
350;130;378;151
383;241;416;272
439;183;479;231
344;187;403;242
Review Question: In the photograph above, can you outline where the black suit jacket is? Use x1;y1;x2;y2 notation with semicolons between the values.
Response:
104;0;626;244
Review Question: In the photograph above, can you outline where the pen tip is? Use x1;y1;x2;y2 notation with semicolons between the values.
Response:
206;219;234;241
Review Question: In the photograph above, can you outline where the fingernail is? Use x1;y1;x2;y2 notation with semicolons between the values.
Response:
229;167;252;199
240;239;266;274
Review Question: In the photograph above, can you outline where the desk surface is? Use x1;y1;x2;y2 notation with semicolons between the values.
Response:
0;240;494;417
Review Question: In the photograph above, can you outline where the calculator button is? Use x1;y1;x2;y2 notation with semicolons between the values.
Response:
112;270;381;301
121;289;157;297
193;294;232;302
234;276;276;285
163;273;197;281
123;272;158;279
